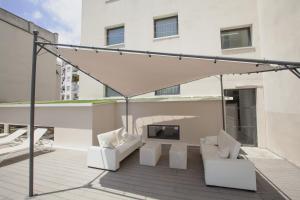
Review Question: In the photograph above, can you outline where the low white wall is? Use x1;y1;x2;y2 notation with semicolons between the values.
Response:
115;99;223;146
92;103;117;145
0;99;223;149
0;104;94;150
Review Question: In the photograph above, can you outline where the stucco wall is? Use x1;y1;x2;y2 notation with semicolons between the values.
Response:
0;99;223;149
80;0;263;99
92;103;117;145
0;10;59;103
0;104;94;150
258;0;300;166
115;100;223;146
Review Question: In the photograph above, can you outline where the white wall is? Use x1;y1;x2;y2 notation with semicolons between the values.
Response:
0;104;94;150
0;99;223;148
80;0;263;99
115;99;223;146
257;0;300;167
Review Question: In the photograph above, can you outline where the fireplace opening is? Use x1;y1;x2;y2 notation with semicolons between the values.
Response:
147;125;180;140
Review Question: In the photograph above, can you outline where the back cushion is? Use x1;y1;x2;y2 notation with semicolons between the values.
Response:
217;130;241;159
97;128;123;148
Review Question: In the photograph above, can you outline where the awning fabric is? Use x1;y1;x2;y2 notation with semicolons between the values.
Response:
58;47;274;97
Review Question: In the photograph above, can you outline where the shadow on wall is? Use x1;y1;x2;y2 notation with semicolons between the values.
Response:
119;115;198;133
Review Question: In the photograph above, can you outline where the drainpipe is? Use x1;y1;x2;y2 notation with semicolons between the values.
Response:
220;75;226;131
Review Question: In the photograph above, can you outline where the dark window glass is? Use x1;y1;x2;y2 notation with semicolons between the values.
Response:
106;26;124;45
221;27;252;49
154;16;178;38
225;88;257;146
0;124;4;133
105;86;121;97
155;85;180;96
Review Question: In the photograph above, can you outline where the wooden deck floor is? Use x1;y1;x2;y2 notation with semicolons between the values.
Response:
0;145;286;200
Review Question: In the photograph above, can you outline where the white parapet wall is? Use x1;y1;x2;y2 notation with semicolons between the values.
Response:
0;103;95;151
0;97;224;150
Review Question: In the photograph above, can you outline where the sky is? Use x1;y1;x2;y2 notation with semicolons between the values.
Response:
0;0;82;44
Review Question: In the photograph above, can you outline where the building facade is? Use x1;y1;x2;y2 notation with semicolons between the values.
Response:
60;62;79;100
80;0;300;165
0;8;60;102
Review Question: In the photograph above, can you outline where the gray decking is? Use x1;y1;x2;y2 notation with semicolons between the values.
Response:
0;145;286;200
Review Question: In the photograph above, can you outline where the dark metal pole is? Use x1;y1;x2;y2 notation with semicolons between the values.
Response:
220;75;226;130
29;30;38;197
125;97;129;132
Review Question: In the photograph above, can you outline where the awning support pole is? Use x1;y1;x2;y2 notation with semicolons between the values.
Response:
125;97;129;132
220;75;226;130
29;30;38;197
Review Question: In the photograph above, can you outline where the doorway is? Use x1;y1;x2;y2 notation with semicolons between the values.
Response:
225;88;257;146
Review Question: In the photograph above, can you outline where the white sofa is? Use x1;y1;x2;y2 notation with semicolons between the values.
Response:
200;130;256;191
87;128;142;171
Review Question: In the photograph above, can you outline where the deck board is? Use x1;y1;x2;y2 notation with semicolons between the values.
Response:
0;145;286;200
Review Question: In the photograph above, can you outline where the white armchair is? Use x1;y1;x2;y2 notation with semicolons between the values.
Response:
200;130;256;191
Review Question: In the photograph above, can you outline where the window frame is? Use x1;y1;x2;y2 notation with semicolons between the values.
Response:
154;15;179;39
155;85;180;96
106;25;125;46
220;26;252;50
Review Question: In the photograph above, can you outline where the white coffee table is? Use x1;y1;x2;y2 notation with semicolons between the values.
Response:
140;142;161;166
169;143;187;169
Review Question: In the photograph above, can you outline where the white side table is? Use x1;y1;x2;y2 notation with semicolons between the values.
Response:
140;142;161;166
169;143;187;169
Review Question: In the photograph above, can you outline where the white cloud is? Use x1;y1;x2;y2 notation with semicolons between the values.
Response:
41;0;82;44
32;10;43;20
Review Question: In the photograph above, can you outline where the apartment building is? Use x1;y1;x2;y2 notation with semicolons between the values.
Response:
60;62;79;100
0;8;60;102
80;0;300;165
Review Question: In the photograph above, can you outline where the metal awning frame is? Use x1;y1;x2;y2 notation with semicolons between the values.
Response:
28;31;300;197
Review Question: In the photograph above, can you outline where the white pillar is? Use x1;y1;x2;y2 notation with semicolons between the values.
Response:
4;123;9;133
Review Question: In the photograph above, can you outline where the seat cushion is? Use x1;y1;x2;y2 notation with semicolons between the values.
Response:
217;130;241;159
116;137;140;161
201;144;223;160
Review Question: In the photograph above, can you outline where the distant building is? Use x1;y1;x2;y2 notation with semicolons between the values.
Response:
60;62;79;100
0;8;60;102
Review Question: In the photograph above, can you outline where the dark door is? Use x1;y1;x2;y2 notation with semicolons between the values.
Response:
225;88;257;146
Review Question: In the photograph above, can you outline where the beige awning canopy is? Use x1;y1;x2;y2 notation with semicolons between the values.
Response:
58;47;274;97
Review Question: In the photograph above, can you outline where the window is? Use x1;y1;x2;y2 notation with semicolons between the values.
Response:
154;16;178;38
106;26;124;45
155;85;180;95
221;27;252;49
105;86;121;97
66;86;70;91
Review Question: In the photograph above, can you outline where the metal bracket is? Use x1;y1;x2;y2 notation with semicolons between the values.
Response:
36;44;45;55
284;65;300;79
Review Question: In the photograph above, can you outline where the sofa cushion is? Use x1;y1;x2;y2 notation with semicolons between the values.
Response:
204;136;218;145
201;144;223;160
217;146;230;158
97;128;123;148
217;130;241;159
116;137;140;161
